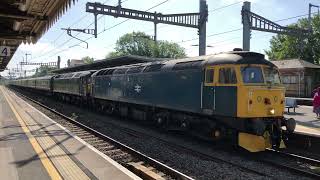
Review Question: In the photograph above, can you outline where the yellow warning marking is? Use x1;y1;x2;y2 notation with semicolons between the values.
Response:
1;87;62;180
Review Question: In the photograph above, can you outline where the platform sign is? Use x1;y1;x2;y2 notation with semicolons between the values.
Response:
0;46;11;57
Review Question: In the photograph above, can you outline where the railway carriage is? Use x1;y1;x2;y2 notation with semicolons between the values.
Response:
53;70;95;102
23;78;36;88
34;76;54;91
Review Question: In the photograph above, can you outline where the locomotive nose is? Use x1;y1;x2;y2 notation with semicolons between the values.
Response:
240;87;285;117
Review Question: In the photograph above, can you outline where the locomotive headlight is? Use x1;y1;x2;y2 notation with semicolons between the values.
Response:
269;108;275;115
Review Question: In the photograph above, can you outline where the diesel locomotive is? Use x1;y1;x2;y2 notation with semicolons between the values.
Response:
8;51;296;152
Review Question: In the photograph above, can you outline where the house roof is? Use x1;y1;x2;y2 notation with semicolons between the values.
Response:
271;59;320;69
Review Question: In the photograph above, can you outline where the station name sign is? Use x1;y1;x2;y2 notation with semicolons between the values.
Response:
0;46;11;57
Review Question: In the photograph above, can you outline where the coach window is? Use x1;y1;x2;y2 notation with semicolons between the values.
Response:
219;67;237;84
205;68;214;84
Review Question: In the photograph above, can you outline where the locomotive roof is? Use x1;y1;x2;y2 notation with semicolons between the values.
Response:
54;70;94;79
93;51;276;76
205;51;276;67
33;75;54;80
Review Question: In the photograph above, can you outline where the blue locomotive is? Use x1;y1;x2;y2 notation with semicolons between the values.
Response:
9;51;296;152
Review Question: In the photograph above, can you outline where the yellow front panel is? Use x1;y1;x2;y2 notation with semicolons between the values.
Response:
237;86;285;118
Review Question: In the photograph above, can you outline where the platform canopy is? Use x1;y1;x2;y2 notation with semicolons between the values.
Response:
0;0;79;72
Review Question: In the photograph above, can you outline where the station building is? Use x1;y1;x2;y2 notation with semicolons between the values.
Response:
272;59;320;97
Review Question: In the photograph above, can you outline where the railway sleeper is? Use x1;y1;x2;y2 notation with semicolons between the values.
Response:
92;142;112;148
127;162;165;180
98;145;116;151
72;130;91;135
78;134;97;139
111;153;132;162
89;139;107;144
79;136;100;141
104;149;123;155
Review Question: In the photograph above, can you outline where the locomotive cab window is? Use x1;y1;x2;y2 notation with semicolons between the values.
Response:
219;67;237;84
263;67;281;85
205;68;214;84
241;66;264;84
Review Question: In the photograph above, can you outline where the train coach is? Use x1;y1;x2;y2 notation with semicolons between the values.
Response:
34;76;54;92
52;70;95;102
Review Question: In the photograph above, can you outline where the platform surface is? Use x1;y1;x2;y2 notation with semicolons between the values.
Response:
284;105;320;136
0;86;141;180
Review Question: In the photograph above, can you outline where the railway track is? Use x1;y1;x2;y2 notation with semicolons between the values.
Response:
11;88;272;178
13;90;193;180
12;88;320;179
258;149;320;179
82;119;320;179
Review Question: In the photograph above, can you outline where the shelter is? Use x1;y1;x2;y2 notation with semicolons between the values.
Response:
272;59;320;97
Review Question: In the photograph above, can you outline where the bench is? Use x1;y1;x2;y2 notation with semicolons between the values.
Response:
285;98;298;113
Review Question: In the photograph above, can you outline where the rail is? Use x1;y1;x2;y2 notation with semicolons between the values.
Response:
12;89;194;180
11;87;320;179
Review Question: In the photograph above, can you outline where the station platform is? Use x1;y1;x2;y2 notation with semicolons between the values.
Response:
284;105;320;137
0;86;141;180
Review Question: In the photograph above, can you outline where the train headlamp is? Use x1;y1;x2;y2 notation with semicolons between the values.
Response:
269;108;275;115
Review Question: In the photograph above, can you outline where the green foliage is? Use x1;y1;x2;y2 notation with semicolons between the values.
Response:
32;66;57;77
106;51;125;58
265;15;320;64
154;41;186;58
107;31;186;59
81;56;94;64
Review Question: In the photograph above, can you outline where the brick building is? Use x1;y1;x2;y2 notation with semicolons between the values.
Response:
272;59;320;97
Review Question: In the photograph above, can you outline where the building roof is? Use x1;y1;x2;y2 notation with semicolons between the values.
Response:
0;0;79;72
52;55;170;74
271;59;320;69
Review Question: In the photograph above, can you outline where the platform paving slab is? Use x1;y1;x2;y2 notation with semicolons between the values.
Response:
284;105;320;136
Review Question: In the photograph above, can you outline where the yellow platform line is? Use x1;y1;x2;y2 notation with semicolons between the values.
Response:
5;87;90;180
1;87;62;180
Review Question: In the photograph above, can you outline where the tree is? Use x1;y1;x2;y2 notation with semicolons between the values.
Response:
32;66;57;77
81;56;94;64
154;41;186;58
106;51;125;58
265;15;320;64
107;31;186;58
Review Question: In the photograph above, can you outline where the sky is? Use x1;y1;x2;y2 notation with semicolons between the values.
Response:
2;0;320;77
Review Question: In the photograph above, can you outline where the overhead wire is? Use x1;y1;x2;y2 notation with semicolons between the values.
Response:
19;1;101;62
27;0;243;61
34;0;155;60
28;0;113;62
24;0;320;62
103;0;244;50
178;9;319;45
46;0;171;59
41;0;242;59
208;1;243;13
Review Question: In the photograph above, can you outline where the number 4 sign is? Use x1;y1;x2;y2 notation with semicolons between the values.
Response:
0;46;10;57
